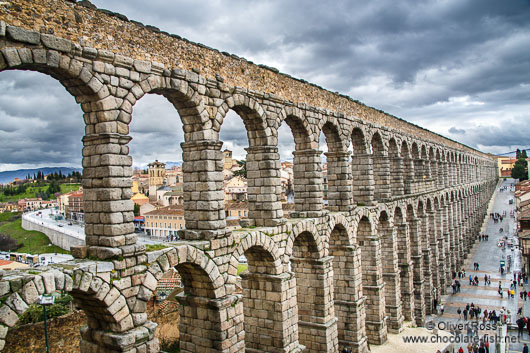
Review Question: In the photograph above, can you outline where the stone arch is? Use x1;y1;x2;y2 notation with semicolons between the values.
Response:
230;232;283;276
318;115;348;152
378;208;404;332
232;232;295;352
351;125;374;205
0;44;105;104
145;246;225;299
0;269;75;350
289;223;339;352
129;75;208;140
321;119;353;212
280;108;324;215
324;213;354;249
217;93;272;146
388;137;404;197
327;214;365;349
285;221;325;260
278;108;315;150
393;205;415;321
371;131;391;202
139;247;235;352
351;125;370;154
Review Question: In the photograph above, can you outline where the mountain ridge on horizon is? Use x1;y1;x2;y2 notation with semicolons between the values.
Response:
0;167;82;185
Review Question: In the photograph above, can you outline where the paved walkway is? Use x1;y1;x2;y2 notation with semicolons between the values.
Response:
426;178;528;353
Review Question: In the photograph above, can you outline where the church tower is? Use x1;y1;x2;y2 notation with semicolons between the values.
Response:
148;160;166;201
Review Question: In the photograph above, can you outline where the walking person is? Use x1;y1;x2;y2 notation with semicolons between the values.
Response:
440;303;444;316
518;317;526;337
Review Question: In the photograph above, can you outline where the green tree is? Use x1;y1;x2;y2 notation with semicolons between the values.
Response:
511;158;528;180
233;160;247;178
133;203;140;217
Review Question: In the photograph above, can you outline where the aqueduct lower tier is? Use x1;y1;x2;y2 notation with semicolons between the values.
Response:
0;1;498;352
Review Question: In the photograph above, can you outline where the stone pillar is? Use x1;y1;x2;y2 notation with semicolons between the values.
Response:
240;272;303;353
331;245;368;352
436;210;449;293
380;223;404;333
409;218;426;325
359;234;387;344
351;153;375;206
292;257;338;353
447;203;457;273
325;151;353;212
292;149;324;217
246;145;284;226
389;155;405;197
453;201;464;267
176;293;244;353
372;152;392;202
428;211;441;299
414;157;425;192
438;160;445;188
442;161;449;188
80;322;159;353
396;223;414;322
403;155;415;195
180;140;226;240
419;214;433;315
82;133;138;259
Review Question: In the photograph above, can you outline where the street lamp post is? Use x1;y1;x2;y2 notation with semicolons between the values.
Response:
40;294;55;353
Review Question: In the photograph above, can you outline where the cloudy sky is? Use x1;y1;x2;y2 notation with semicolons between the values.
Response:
1;0;529;172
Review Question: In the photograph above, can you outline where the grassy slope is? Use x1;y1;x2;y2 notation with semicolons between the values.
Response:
0;217;69;254
0;183;80;202
0;212;19;223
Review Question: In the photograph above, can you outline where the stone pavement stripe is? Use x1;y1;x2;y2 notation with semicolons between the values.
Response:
444;302;505;311
459;285;508;292
452;292;514;300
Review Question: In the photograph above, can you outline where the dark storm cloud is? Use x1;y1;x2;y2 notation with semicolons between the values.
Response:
1;0;529;172
0;71;84;171
449;127;466;135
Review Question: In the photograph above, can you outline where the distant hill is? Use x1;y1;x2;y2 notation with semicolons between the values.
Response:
0;167;82;184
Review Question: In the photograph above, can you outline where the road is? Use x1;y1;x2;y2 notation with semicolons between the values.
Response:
24;208;166;246
427;178;526;352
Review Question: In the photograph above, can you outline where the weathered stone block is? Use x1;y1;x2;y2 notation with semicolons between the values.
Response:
41;33;73;52
6;26;39;44
0;305;18;327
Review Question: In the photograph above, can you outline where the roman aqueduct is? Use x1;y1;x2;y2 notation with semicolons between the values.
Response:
0;1;498;352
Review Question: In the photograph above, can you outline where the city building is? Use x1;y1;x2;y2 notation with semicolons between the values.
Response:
224;176;247;201
497;156;517;177
144;206;185;239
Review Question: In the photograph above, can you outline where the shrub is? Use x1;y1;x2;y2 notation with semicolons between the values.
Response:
19;303;69;324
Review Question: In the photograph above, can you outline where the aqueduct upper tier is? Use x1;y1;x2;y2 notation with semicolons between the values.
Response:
0;1;498;352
